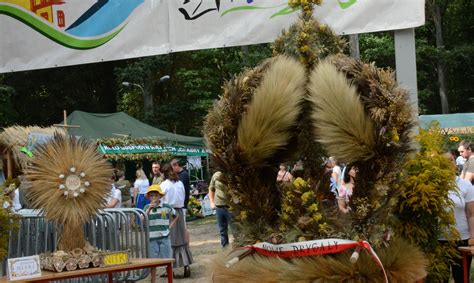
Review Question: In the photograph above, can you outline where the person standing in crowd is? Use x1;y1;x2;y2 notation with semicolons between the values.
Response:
276;163;292;183
3;184;21;212
458;140;473;184
133;169;150;210
115;170;132;208
171;158;191;210
160;164;193;278
106;174;122;208
440;152;474;283
144;184;177;260
328;157;342;196
150;161;163;185
337;165;357;213
456;154;466;173
208;171;233;248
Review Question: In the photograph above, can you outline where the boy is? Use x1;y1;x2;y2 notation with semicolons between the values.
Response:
144;184;177;259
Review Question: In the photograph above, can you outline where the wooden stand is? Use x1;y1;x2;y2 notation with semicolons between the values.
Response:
458;246;474;283
0;258;174;283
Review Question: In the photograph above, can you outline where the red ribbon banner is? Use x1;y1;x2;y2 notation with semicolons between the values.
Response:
243;238;388;283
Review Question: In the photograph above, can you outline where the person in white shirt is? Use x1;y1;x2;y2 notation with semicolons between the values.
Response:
133;169;150;210
458;140;474;185
328;156;342;195
105;183;122;208
439;152;474;282
160;163;192;278
3;184;21;211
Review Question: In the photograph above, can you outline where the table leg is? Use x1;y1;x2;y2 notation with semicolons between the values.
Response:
150;267;157;283
166;263;173;283
108;272;113;283
463;252;468;283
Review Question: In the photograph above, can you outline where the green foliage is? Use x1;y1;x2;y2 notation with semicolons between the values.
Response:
359;33;395;69
114;46;272;136
0;81;19;126
1;62;120;126
357;0;474;115
394;124;458;281
0;194;20;259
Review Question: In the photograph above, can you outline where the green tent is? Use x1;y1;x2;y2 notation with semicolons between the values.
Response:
65;111;207;157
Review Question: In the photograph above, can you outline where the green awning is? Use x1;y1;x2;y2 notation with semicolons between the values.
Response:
98;144;208;157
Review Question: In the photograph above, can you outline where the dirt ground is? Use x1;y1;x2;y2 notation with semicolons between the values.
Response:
140;216;223;283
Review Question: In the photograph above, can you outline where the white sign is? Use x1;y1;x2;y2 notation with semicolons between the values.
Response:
0;0;425;73
200;198;215;217
7;255;42;281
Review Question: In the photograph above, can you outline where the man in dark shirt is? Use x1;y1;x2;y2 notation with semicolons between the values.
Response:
171;158;191;209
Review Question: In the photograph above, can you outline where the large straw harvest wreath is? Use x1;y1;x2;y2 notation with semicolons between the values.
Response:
203;1;435;282
26;135;112;251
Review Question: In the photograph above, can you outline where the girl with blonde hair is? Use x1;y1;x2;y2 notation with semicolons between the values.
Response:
133;169;150;210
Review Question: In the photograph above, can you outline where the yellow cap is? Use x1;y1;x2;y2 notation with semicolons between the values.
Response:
146;184;165;196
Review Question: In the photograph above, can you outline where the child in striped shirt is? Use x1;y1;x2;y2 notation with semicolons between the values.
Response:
144;184;177;259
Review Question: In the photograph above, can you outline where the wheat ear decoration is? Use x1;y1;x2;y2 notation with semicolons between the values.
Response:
237;56;306;166
308;60;375;163
26;135;113;250
211;239;426;282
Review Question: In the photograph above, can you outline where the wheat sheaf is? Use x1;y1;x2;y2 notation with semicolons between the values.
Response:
26;134;112;250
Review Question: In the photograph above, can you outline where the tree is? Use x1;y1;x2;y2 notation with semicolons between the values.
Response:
428;0;449;113
1;61;121;126
0;76;19;126
358;0;474;115
115;55;171;123
115;45;272;136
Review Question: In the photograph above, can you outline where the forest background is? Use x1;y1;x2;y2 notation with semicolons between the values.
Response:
0;0;472;137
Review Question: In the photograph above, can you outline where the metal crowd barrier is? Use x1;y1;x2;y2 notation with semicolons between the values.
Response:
2;208;150;282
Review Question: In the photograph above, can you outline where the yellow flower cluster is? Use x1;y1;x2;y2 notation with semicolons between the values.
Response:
449;136;460;142
301;191;314;205
288;0;323;8
391;128;400;143
280;177;327;237
293;177;307;189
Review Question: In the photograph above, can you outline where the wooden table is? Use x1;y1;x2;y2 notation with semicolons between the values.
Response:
0;258;174;283
458;246;473;283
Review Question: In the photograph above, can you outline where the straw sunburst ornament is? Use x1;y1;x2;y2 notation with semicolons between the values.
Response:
26;135;113;251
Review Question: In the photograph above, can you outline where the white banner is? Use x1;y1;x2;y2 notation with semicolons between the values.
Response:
0;0;425;73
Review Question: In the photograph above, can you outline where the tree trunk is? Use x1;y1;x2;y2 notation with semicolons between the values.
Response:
431;2;449;113
143;86;153;118
241;45;249;66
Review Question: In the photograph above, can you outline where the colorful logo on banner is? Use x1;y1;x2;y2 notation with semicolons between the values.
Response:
0;0;144;49
178;0;358;20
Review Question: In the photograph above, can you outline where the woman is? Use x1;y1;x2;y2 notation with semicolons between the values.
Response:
133;169;150;210
3;184;21;211
276;163;293;183
328;157;342;195
338;165;357;213
160;163;193;278
440;152;474;283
